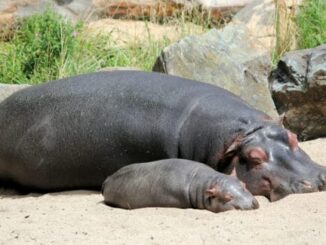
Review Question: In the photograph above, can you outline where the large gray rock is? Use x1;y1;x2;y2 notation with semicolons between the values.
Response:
232;0;302;54
101;0;252;21
0;84;30;103
269;44;326;141
153;23;278;117
0;0;253;28
0;0;98;28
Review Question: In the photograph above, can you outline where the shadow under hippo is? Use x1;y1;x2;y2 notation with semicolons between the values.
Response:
0;71;325;205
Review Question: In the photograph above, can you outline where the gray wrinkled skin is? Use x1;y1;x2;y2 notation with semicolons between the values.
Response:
231;125;326;201
0;71;325;201
102;159;259;212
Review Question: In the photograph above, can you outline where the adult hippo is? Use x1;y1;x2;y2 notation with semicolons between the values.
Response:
0;71;325;201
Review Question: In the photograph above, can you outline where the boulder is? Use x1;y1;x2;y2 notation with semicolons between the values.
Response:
152;0;304;117
97;0;253;22
0;0;254;29
98;66;140;72
269;44;326;141
0;84;30;103
232;0;302;54
0;0;98;29
153;23;278;117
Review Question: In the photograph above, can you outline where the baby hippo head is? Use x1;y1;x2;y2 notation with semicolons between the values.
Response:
204;177;259;213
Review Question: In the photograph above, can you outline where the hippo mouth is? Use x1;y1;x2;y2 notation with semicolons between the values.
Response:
269;173;326;202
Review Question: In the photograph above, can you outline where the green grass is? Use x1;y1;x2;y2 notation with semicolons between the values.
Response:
0;9;206;84
4;1;323;85
296;0;326;49
0;10;82;84
55;34;172;78
272;0;326;66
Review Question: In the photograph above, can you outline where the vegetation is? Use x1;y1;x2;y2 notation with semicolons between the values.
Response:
0;1;325;84
0;9;186;84
296;0;326;49
272;0;325;65
0;10;81;84
273;0;295;64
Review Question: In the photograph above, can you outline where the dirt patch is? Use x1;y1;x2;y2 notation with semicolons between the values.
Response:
86;18;205;46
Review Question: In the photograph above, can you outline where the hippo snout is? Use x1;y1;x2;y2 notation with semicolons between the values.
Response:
232;198;259;211
225;185;259;211
292;170;326;193
271;175;326;201
294;180;319;193
207;177;260;212
270;178;322;201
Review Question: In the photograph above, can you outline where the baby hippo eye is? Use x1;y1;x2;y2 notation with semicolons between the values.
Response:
220;193;233;203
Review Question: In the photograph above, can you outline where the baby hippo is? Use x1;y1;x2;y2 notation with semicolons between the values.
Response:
102;159;259;213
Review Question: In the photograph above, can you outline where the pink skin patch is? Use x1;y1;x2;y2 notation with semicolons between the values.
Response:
248;148;268;164
287;131;298;151
261;177;272;192
206;187;219;197
206;187;233;202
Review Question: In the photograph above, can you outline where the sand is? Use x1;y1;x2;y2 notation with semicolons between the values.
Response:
1;138;326;244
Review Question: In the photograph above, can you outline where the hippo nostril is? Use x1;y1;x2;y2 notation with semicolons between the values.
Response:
301;180;313;189
297;180;317;193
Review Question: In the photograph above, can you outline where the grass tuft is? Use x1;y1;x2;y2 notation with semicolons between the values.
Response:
0;9;81;84
272;0;297;65
0;9;200;84
296;0;326;49
1;1;324;84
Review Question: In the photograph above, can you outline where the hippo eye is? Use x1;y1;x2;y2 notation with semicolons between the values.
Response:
207;196;214;203
246;147;268;166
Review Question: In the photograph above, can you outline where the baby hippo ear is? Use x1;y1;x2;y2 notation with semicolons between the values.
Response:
206;187;219;197
247;147;268;165
206;187;233;203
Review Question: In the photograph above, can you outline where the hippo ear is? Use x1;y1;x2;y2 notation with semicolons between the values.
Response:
206;188;234;203
225;136;242;155
217;138;242;174
230;156;239;177
206;187;219;197
263;113;284;127
247;147;268;165
287;131;298;151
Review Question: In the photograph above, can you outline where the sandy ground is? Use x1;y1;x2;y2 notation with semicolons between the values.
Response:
1;138;326;244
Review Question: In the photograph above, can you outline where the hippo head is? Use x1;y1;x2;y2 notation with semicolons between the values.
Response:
222;124;326;201
204;177;259;212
